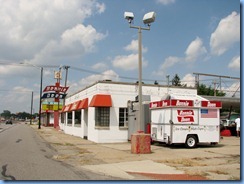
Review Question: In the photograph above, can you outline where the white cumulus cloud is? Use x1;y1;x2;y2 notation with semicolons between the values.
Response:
153;56;181;76
156;0;175;5
181;73;195;87
112;54;147;71
124;40;148;53
92;62;108;71
210;11;240;56
112;40;148;71
79;70;119;87
228;56;240;70
0;0;106;65
185;37;207;62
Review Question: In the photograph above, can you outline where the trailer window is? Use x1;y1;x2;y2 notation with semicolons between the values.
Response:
119;108;128;127
95;107;110;127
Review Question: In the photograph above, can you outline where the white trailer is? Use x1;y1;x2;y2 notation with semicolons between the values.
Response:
150;94;222;148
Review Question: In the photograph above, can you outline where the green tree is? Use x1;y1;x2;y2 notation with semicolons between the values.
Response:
197;84;225;96
171;74;181;86
1;110;11;119
16;112;32;120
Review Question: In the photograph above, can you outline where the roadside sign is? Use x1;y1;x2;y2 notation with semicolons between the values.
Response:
43;86;69;93
41;93;66;99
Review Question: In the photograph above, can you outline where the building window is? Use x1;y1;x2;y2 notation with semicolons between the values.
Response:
75;110;81;126
61;113;65;124
67;112;72;125
119;108;128;127
95;107;110;127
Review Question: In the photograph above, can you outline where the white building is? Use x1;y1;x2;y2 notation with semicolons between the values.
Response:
59;80;197;143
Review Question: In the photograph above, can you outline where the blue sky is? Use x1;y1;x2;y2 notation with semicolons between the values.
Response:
0;0;240;114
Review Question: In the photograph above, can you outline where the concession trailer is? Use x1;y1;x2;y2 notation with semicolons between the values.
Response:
150;94;222;148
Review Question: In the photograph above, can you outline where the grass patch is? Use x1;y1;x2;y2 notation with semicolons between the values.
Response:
185;170;210;177
228;176;240;180
158;158;206;167
208;170;228;175
51;142;74;146
64;142;74;146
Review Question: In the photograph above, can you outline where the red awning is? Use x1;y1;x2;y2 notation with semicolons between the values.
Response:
61;106;66;112
69;100;81;111
78;98;88;109
89;94;112;107
62;104;72;112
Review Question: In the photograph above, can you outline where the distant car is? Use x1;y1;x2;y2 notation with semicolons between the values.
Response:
5;120;12;125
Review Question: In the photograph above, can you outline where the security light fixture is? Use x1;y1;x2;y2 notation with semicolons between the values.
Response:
124;12;134;23
143;12;156;25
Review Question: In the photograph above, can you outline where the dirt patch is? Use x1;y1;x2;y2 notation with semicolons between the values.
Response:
155;155;240;180
32;126;240;180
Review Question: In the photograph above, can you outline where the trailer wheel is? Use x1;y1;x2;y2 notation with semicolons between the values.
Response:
185;135;197;148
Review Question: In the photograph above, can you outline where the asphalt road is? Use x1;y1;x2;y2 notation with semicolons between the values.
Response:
0;122;120;180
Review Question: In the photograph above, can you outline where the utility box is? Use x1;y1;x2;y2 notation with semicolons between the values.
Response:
127;95;151;140
131;131;151;154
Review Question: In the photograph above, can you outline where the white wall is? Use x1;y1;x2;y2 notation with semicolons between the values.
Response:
59;81;197;143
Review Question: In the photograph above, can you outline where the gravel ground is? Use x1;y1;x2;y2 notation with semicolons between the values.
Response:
33;126;241;180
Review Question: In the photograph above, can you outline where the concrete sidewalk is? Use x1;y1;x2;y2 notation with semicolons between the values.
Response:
31;125;240;180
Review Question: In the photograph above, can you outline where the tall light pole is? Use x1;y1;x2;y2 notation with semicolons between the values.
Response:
124;12;156;131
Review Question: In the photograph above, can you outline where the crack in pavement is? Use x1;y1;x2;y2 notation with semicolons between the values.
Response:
1;164;16;180
16;139;22;143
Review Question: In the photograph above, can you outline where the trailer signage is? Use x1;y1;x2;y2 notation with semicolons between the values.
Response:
171;100;193;107
149;100;170;108
177;110;194;116
177;116;194;122
201;101;222;108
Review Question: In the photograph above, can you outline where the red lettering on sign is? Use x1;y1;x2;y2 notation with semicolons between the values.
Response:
43;85;69;93
201;101;222;108
177;116;194;122
177;110;194;116
171;100;193;107
150;100;170;108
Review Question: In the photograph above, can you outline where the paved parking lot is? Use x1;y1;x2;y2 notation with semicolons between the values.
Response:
33;126;240;180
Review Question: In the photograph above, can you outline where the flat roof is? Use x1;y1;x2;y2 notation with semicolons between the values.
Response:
68;80;196;97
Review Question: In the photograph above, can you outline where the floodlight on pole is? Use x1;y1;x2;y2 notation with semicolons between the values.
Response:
124;11;156;132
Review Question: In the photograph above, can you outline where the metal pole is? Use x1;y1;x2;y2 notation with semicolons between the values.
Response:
63;66;70;106
166;75;170;93
138;27;143;131
128;25;149;132
30;91;33;125
38;67;43;129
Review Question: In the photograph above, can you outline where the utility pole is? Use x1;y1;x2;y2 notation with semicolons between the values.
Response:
38;67;43;129
30;91;33;125
195;74;200;88
63;66;70;88
212;80;219;96
166;75;170;93
63;66;70;106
